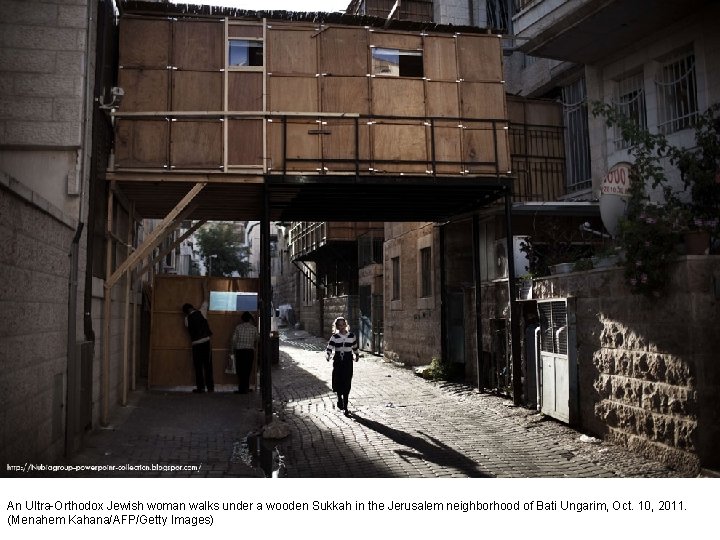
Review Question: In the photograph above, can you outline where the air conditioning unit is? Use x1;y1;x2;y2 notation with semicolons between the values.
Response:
494;236;531;278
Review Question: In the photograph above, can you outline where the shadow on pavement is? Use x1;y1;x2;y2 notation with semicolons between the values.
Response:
350;413;490;478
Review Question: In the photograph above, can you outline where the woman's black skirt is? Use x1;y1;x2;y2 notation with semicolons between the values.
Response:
331;351;354;394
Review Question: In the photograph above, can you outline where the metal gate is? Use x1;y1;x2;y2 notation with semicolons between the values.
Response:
358;286;383;354
537;298;578;424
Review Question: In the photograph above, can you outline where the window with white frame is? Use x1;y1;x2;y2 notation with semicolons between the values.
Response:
656;50;698;135
613;72;647;150
561;78;592;191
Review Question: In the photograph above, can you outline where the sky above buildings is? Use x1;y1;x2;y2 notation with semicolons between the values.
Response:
171;1;350;12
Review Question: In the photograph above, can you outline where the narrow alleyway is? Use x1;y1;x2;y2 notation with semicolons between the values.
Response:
272;329;688;478
26;328;695;479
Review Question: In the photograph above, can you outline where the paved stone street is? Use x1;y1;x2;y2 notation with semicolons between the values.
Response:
21;328;696;479
272;330;689;478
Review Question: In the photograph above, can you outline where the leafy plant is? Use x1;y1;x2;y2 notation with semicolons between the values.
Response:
592;102;720;297
420;357;464;382
195;221;252;277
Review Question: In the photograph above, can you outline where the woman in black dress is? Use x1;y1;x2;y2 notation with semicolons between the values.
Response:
325;316;359;416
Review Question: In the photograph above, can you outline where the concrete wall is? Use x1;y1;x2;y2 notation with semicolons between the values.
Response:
532;257;720;474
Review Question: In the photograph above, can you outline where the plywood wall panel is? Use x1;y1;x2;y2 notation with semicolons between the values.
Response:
460;82;506;119
268;120;320;171
371;78;425;117
321;76;369;114
430;123;462;174
228;119;263;166
228;25;263;38
267;28;318;75
173;20;223;71
171;71;223;111
425;81;459;118
373;123;427;173
457;34;502;82
268;76;318;112
320;27;368;76
424;36;457;81
228;72;263;111
170;121;222;168
369;32;422;51
115;119;168;168
321;119;370;172
119;18;170;68
118;69;168;112
462;124;510;174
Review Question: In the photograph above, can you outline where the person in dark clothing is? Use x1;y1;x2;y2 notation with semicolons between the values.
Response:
230;311;258;394
325;316;359;417
183;301;214;393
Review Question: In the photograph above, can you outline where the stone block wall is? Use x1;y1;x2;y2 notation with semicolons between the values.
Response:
533;257;720;474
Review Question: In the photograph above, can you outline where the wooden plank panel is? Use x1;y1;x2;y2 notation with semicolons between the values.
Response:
430;122;462;174
150;276;260;388
228;25;263;38
119;18;170;68
268;76;318;112
320;26;368;76
173;20;223;71
171;71;223;111
460;82;506;119
118;69;168;112
321;76;369;114
457;34;502;82
228;72;263;111
371;78;425;117
170;120;222;168
322;119;370;172
423;36;457;81
268;120;320;172
267;28;317;75
369;32;422;50
228;119;263;166
425;81;459;118
462;124;510;174
114;119;168;168
372;122;427;173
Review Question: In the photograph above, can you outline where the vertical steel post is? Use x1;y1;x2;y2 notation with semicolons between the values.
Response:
261;187;273;423
472;214;484;392
439;224;448;364
505;191;523;405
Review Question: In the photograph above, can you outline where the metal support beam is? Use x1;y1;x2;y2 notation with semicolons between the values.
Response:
260;187;273;423
505;191;523;406
472;214;484;392
439;224;447;364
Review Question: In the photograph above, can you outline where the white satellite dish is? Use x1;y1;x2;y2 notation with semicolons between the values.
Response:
599;162;632;237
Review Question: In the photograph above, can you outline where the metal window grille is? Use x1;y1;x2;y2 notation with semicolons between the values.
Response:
514;0;538;12
487;0;511;33
656;52;698;135
613;72;647;150
538;300;568;355
561;78;592;192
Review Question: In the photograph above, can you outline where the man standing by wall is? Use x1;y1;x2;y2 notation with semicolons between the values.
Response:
183;285;214;393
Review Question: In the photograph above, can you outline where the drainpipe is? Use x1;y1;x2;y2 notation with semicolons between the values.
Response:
65;0;96;457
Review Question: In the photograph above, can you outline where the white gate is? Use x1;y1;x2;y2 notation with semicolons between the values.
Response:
537;299;578;424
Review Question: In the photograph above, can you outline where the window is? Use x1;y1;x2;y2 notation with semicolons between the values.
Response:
391;256;400;300
561;78;591;191
613;72;647;150
420;247;432;298
487;0;511;33
229;39;263;67
209;291;258;312
372;48;423;77
656;51;698;134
